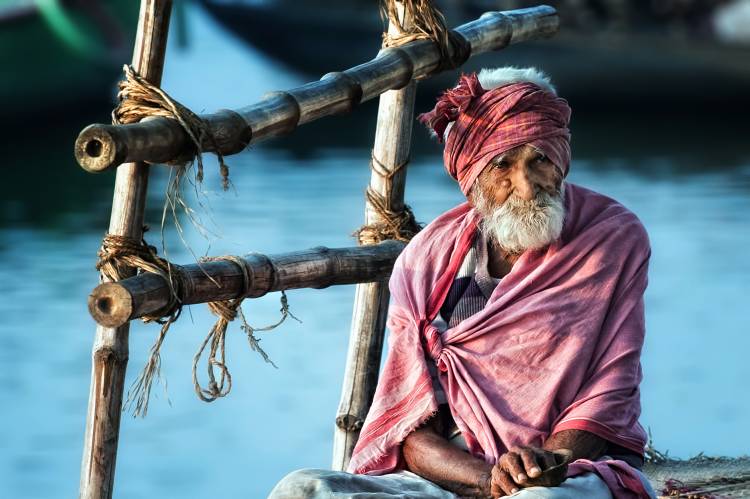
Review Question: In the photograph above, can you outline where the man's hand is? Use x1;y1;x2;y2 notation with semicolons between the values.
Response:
489;446;566;497
486;430;609;497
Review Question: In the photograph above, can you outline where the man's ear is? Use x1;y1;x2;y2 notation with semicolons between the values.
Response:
466;183;478;208
554;167;565;192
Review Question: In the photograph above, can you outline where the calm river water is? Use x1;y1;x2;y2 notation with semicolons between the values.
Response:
1;4;749;498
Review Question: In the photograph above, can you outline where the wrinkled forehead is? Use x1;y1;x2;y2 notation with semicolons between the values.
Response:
491;144;543;162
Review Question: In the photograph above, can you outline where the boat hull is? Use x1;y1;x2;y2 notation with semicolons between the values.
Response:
0;1;140;118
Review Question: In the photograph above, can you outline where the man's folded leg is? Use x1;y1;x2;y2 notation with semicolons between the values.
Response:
508;468;655;499
506;472;613;499
267;468;457;499
267;467;656;498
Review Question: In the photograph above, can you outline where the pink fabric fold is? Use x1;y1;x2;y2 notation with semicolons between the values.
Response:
568;459;652;498
348;183;650;499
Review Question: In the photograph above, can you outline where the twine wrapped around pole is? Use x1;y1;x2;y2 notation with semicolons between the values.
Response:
353;0;453;245
96;227;187;417
97;228;185;317
79;2;174;496
114;64;232;189
380;0;466;71
354;153;421;245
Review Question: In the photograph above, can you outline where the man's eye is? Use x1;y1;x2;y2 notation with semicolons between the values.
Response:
493;160;509;169
535;154;547;163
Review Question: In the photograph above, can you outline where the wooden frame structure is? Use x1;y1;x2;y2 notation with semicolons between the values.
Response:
77;2;559;498
79;2;172;499
332;4;419;471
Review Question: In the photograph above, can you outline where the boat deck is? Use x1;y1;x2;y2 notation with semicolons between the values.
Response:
645;457;750;497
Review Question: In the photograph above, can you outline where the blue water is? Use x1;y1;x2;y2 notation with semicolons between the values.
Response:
2;4;749;498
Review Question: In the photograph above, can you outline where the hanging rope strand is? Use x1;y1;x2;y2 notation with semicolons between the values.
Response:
122;314;178;417
191;255;299;403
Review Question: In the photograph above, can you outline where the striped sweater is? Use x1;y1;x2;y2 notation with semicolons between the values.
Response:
429;230;500;404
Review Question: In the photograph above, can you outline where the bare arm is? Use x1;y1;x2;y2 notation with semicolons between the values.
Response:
543;429;607;461
402;407;493;498
547;430;643;469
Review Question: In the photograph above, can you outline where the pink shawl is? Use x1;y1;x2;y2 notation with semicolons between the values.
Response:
348;183;650;497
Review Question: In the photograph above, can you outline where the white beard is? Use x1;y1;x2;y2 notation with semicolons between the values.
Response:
475;184;566;254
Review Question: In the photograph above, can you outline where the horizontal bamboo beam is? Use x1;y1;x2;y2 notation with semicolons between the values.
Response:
88;240;405;328
75;6;558;172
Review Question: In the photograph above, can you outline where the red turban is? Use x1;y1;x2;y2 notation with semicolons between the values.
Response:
418;72;572;195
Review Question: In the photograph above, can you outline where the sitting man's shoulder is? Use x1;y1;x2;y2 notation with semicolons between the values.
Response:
564;183;650;250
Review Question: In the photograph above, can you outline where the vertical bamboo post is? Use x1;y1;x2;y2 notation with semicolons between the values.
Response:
332;2;417;471
79;2;172;498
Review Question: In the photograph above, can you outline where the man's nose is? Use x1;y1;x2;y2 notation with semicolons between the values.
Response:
512;165;537;201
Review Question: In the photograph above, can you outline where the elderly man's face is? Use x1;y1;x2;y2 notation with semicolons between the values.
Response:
470;144;566;254
473;144;563;206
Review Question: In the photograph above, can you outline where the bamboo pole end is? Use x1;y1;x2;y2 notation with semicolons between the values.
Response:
75;124;125;173
88;283;133;328
335;413;364;432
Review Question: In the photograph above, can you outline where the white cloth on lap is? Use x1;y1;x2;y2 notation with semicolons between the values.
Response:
267;466;656;498
267;469;455;498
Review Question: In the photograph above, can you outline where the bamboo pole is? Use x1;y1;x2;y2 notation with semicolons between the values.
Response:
79;2;171;498
87;241;405;328
74;6;559;173
331;2;417;472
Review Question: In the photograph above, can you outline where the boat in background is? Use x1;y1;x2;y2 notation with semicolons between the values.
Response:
197;0;750;107
0;0;140;120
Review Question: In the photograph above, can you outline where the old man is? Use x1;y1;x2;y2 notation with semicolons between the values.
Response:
269;67;656;498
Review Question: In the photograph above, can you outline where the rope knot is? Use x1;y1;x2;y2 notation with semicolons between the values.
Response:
97;233;153;275
113;64;232;190
354;153;422;245
207;300;239;323
380;0;468;73
422;322;447;371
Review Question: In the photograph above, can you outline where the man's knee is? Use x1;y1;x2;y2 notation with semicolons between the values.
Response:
508;473;613;498
268;468;330;498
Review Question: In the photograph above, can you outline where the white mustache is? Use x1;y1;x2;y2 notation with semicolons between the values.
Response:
476;185;566;254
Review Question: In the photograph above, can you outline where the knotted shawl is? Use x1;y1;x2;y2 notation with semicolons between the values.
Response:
348;183;650;498
418;73;572;195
